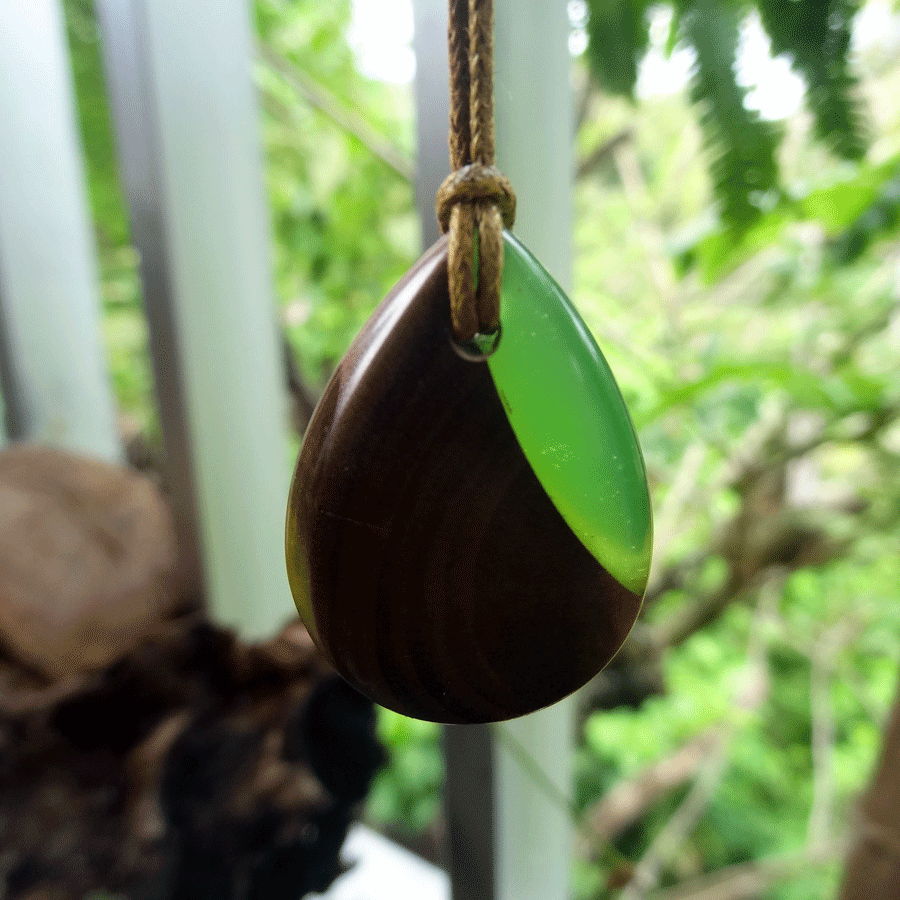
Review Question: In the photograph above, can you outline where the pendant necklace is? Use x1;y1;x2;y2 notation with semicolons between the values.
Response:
285;0;653;724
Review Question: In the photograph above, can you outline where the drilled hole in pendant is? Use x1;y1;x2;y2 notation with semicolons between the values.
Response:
450;325;502;362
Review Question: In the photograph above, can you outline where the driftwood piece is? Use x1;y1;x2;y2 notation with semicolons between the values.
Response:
0;444;385;899
0;618;385;900
0;445;179;679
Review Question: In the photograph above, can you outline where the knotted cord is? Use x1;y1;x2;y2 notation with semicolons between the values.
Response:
437;0;516;343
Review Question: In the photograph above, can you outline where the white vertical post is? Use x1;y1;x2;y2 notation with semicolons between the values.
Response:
0;368;7;447
0;0;121;462
99;0;292;638
413;0;451;250
493;4;575;900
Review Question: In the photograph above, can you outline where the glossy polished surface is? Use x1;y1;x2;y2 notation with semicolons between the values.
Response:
489;233;652;596
286;236;644;723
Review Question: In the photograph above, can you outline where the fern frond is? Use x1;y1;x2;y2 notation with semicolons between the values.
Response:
757;0;867;159
585;0;654;98
681;0;781;227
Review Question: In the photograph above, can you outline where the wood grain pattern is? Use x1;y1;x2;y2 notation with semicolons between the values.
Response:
286;236;642;723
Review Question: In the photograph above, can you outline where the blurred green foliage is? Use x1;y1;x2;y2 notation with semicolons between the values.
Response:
568;8;900;892
63;0;900;897
255;0;418;383
366;711;443;833
584;0;868;231
64;0;417;428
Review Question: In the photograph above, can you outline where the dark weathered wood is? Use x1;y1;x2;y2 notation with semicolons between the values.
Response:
286;236;641;724
0;444;179;680
0;618;384;900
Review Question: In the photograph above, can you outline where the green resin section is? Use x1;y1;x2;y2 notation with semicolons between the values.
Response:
487;232;652;596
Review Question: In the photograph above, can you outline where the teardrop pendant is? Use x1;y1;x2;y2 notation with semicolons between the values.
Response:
285;234;652;724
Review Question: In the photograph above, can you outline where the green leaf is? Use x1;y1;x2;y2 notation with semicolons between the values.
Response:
757;0;867;160
637;360;846;426
676;152;900;279
584;0;654;98
829;167;900;264
802;177;881;229
674;204;790;281
680;0;782;228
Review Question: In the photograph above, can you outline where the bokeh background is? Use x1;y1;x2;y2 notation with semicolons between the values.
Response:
20;0;900;898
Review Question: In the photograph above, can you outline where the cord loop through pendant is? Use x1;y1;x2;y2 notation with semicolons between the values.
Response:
441;0;515;344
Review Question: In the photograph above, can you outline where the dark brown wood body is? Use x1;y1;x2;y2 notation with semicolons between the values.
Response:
286;236;641;723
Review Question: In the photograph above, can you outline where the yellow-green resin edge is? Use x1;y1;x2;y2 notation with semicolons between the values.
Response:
487;232;653;596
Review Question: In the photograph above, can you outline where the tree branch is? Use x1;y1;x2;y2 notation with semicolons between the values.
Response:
617;595;776;899
257;44;415;182
647;839;846;900
618;732;732;900
611;140;678;321
645;402;900;652
808;632;839;846
282;332;319;435
579;728;721;855
576;127;633;179
838;675;900;900
574;69;594;132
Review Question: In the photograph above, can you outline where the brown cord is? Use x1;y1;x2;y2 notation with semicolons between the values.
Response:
438;0;516;342
447;0;471;173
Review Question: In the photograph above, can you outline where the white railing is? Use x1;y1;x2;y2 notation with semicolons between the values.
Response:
0;2;576;898
0;0;121;463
